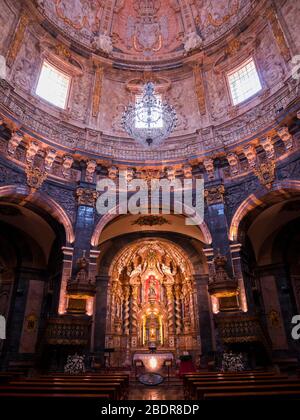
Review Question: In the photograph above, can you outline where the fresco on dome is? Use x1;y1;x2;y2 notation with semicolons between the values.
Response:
37;0;251;57
112;0;181;58
37;0;105;45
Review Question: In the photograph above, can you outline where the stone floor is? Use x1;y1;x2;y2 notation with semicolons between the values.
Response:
128;380;184;400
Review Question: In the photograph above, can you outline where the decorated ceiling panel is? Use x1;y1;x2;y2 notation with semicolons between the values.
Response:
36;0;252;61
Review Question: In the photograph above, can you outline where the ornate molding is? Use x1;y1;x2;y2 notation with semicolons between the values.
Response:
132;216;170;226
76;187;98;207
204;184;225;205
254;161;276;189
92;65;104;117
193;63;206;115
266;7;291;62
208;253;238;299
25;164;48;191
6;12;30;67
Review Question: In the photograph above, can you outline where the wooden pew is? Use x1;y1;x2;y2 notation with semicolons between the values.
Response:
204;390;300;400
187;377;294;399
0;392;111;401
196;382;300;400
15;374;129;398
183;372;279;398
10;378;128;399
0;385;120;400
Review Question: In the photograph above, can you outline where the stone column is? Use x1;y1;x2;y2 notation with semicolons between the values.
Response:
194;274;215;356
94;275;109;362
230;242;250;313
205;182;249;312
5;267;45;364
73;185;98;275
258;266;289;351
58;246;74;315
19;277;45;354
259;264;297;352
89;248;100;351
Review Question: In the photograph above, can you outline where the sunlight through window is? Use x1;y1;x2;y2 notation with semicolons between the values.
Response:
36;61;70;109
228;58;262;105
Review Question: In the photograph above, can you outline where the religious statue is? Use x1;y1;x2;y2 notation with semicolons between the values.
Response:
148;276;157;298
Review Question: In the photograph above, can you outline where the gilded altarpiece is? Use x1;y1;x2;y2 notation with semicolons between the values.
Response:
105;240;200;365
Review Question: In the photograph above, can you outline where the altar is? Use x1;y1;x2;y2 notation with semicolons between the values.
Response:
133;352;174;371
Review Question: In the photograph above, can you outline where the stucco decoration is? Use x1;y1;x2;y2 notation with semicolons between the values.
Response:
93;33;113;54
36;0;253;60
12;31;40;92
38;0;105;46
183;32;203;54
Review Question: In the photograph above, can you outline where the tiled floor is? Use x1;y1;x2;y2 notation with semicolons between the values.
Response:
128;382;184;400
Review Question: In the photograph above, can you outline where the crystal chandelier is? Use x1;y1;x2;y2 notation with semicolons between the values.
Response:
121;82;177;148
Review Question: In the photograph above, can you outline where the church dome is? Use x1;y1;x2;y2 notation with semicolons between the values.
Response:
0;0;298;169
36;0;253;64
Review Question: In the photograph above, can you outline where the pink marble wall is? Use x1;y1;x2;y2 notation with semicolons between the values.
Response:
260;275;288;350
19;280;44;354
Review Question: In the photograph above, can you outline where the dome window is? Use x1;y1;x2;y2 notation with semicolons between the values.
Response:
36;61;71;109
228;58;262;105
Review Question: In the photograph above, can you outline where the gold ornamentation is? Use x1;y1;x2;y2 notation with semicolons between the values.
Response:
26;314;38;332
7;13;30;67
268;309;280;328
25;165;48;191
92;66;104;117
208;253;239;299
266;7;291;62
55;0;102;31
55;43;71;59
76;187;99;207
207;1;240;27
204;185;225;205
193;63;206;115
254;161;276;189
226;38;240;55
132;216;170;226
203;158;215;180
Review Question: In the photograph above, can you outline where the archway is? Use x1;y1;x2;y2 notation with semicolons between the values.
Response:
104;238;201;366
0;194;68;369
229;186;300;360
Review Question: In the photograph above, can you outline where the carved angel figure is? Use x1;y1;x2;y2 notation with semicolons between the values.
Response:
183;31;203;53
94;33;113;54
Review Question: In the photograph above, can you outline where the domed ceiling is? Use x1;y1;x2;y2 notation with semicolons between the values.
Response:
37;0;251;62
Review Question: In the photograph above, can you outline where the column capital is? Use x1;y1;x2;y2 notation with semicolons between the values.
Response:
204;183;225;206
76;187;99;207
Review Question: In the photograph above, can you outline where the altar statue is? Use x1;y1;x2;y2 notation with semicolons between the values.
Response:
148;276;157;298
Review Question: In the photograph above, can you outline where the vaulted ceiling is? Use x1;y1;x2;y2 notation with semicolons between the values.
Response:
36;0;251;62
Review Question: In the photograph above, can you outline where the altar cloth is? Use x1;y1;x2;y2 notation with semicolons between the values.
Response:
133;352;173;371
